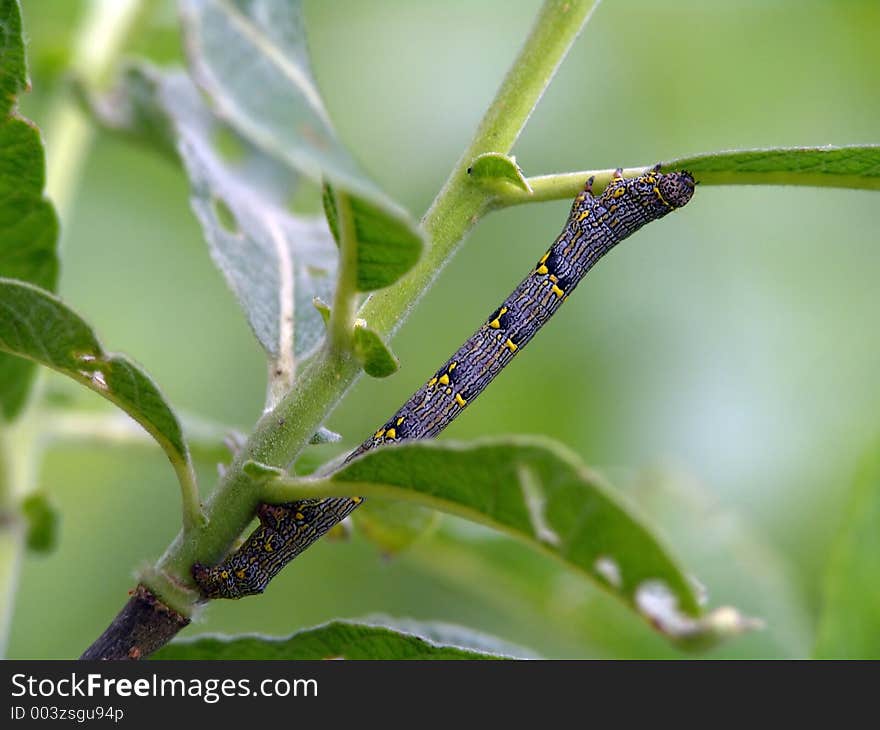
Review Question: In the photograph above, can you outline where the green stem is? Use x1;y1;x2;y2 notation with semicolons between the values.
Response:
328;189;359;353
174;460;204;533
0;427;11;514
360;0;603;338
145;0;603;616
0;429;21;658
44;0;154;219
502;167;649;207
0;522;22;659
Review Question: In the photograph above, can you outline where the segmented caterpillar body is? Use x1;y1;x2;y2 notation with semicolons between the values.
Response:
193;167;696;599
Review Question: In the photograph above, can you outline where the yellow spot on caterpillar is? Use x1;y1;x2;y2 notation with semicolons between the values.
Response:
439;373;450;386
396;416;405;426
549;274;558;283
264;541;273;552
351;496;363;505
577;210;589;221
551;285;564;298
653;185;670;208
428;377;438;387
294;512;304;520
505;338;518;352
449;362;457;370
445;388;452;395
454;393;467;407
536;252;551;275
385;428;396;439
220;570;229;579
613;186;626;198
375;428;385;439
489;306;508;328
235;569;246;579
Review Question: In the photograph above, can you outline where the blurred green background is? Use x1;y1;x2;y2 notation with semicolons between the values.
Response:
7;0;880;658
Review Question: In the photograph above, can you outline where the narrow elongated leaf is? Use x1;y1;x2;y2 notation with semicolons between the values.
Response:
94;65;337;361
154;618;529;659
179;0;423;288
663;145;880;190
266;438;756;648
520;146;880;209
814;449;880;658
0;279;196;499
0;0;59;420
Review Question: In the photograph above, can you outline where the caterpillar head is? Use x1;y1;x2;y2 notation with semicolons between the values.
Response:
656;169;696;210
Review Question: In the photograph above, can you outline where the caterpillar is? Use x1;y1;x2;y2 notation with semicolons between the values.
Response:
192;165;696;599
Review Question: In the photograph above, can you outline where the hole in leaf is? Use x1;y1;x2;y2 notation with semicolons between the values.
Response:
212;126;246;164
212;197;240;235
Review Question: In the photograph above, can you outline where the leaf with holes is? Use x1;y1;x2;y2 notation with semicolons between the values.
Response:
92;64;337;368
180;0;423;289
154;618;531;659
265;437;758;650
0;279;196;509
0;0;59;420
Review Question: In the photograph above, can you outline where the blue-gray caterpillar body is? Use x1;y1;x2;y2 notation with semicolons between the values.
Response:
193;167;696;599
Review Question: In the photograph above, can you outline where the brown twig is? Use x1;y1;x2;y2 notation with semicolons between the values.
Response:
80;585;189;660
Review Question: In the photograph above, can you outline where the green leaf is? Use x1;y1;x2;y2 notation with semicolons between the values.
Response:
312;296;331;327
353;320;399;378
242;459;285;481
0;0;60;420
180;0;423;290
154;618;530;659
354;499;440;556
20;492;59;553
93;64;337;361
467;152;533;193
663;145;880;190
0;0;25;105
814;449;880;658
0;278;200;525
323;182;422;291
267;438;756;649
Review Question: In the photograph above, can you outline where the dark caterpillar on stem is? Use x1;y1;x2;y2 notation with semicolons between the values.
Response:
192;165;696;599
